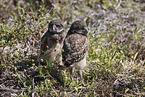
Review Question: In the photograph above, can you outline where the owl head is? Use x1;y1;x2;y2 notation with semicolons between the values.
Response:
48;19;64;34
68;20;88;36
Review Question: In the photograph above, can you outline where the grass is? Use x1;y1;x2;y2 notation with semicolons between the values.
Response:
0;0;145;96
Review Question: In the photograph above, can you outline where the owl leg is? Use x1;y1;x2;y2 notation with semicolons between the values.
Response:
79;69;87;86
69;67;74;80
78;69;83;78
56;69;64;85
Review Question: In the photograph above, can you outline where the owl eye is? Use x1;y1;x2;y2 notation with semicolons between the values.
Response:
56;24;62;28
52;24;63;33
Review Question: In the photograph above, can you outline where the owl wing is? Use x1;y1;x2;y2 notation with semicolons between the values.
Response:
63;34;87;67
40;33;57;56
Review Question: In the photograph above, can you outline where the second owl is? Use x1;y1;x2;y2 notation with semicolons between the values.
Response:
62;20;89;78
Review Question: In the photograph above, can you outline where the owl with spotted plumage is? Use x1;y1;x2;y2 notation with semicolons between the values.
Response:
62;20;89;80
40;19;66;65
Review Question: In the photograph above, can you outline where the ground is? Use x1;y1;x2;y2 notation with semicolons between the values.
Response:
0;0;145;96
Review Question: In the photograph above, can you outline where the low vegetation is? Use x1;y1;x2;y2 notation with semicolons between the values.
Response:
0;0;145;96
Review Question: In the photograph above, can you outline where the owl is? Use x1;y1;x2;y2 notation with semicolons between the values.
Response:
40;19;66;65
62;20;89;80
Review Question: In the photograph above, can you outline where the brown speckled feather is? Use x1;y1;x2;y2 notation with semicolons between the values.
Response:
63;34;87;67
62;20;88;68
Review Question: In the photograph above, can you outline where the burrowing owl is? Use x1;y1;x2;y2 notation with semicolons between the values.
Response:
40;19;65;65
62;20;89;80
